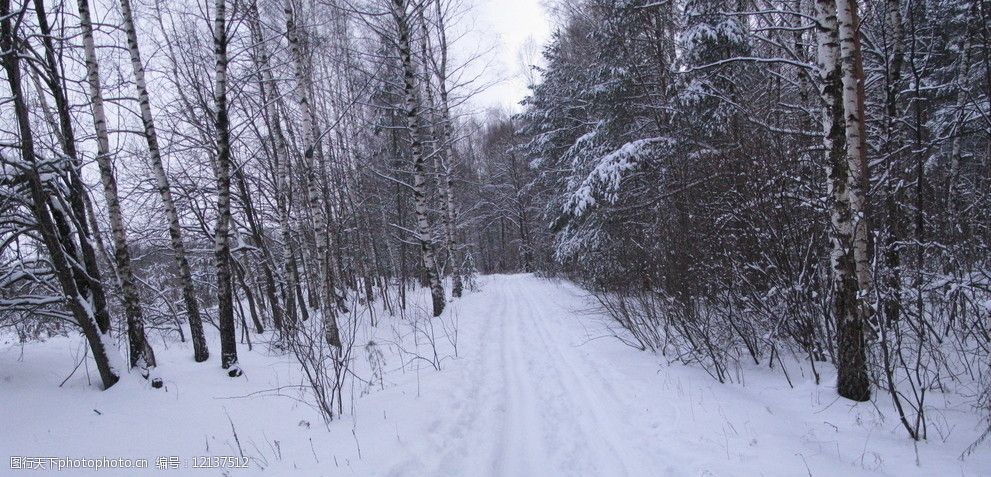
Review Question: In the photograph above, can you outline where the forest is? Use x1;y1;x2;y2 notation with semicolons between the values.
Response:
1;0;990;475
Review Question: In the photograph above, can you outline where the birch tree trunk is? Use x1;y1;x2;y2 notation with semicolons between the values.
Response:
424;1;463;297
837;0;873;302
245;0;287;331
816;0;869;402
884;0;904;125
77;0;159;384
831;0;871;401
394;0;446;316
246;0;298;329
1;0;121;389
213;0;241;376
119;0;209;362
31;0;114;336
286;0;342;345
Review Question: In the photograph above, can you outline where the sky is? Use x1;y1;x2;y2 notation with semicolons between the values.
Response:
458;0;553;114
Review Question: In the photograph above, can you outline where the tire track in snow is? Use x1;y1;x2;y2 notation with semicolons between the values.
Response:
488;276;551;476
401;275;676;476
509;276;637;476
528;278;690;473
384;277;506;477
424;277;514;477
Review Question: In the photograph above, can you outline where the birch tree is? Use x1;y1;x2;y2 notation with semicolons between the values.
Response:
834;0;871;402
119;0;209;362
1;0;121;389
212;0;241;375
286;0;343;345
418;2;462;298
393;0;446;316
76;0;159;385
243;0;287;331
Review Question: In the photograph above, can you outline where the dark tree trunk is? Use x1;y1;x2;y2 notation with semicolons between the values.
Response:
213;0;240;376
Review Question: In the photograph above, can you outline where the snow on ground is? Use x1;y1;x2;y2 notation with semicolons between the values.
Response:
1;274;988;476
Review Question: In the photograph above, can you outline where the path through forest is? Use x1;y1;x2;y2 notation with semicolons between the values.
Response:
376;275;985;477
1;275;986;476
406;275;666;476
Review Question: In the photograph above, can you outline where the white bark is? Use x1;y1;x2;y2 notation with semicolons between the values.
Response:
816;0;852;297
77;0;158;380
119;0;209;362
394;0;446;316
286;0;342;345
819;0;870;402
213;0;240;375
0;1;120;389
247;0;290;330
423;0;463;297
836;0;873;299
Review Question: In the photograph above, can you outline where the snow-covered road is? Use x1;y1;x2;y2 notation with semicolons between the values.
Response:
413;275;663;476
2;274;987;476
371;275;988;477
